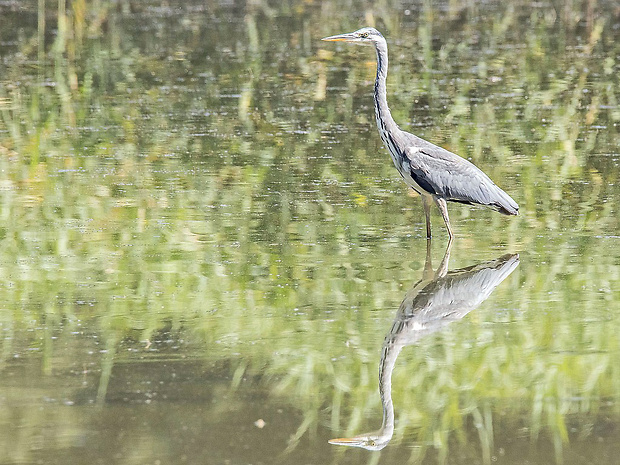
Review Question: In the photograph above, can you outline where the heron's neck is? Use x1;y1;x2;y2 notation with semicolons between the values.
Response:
374;40;399;135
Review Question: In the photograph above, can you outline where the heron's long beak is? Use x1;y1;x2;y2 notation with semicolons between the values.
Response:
321;32;358;42
328;437;365;446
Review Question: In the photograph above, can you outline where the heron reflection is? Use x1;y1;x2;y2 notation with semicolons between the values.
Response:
329;243;519;450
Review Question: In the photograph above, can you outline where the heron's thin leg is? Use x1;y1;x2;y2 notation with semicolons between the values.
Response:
434;197;454;242
422;237;434;281
422;195;433;239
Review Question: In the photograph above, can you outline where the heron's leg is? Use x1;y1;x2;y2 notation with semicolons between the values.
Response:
422;195;433;239
422;236;434;281
434;197;454;242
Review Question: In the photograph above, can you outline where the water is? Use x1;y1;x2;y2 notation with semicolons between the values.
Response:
1;1;619;464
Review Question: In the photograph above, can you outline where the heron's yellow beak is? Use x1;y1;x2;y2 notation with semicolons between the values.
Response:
321;32;359;42
328;437;364;446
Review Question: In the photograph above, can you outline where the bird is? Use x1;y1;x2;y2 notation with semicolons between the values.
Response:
329;241;519;450
322;27;519;241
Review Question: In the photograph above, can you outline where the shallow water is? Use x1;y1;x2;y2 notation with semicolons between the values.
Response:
1;1;619;464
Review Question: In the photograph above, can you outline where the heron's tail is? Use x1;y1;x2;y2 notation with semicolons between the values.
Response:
492;187;519;216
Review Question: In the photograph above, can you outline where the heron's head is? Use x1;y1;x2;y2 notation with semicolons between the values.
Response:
328;432;389;451
322;27;384;46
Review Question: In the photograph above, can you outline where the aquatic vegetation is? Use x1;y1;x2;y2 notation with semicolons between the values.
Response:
0;1;619;464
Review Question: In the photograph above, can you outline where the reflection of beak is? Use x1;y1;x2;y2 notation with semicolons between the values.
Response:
321;32;358;42
328;437;364;446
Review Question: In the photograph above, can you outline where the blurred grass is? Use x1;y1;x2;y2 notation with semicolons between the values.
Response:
0;0;619;464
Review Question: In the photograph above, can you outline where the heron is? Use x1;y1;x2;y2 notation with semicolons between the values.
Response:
329;242;520;450
322;27;519;241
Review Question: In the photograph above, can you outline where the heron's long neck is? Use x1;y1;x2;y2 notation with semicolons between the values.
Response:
374;40;399;136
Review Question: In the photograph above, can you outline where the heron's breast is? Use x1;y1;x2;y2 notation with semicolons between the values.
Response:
375;119;427;196
375;116;401;168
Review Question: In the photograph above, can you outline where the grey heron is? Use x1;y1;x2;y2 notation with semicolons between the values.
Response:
322;27;519;241
329;242;519;450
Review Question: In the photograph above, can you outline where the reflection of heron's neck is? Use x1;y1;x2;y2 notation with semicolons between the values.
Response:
377;337;404;441
374;240;452;441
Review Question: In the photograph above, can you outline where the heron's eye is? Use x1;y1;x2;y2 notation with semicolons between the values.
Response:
360;32;369;38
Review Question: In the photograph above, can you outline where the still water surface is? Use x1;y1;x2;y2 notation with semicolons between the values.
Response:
1;1;619;464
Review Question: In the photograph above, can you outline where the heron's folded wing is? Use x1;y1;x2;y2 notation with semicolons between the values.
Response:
405;145;509;208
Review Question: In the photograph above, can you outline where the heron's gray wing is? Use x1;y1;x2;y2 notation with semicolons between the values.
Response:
404;143;518;214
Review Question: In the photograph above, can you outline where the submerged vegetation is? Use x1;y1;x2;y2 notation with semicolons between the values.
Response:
0;0;619;464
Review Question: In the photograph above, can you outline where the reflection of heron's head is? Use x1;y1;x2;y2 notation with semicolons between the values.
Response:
322;27;385;46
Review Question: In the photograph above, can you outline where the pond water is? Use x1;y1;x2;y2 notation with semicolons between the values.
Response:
1;1;619;464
